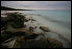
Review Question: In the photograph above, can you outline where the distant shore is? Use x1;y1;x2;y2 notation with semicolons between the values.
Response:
1;6;33;11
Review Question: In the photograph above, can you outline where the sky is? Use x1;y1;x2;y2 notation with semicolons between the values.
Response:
1;1;71;10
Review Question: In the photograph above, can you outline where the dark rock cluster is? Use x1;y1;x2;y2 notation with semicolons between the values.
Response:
7;13;25;28
1;17;8;30
1;12;25;30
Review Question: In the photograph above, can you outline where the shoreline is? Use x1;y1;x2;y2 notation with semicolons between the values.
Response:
1;11;71;48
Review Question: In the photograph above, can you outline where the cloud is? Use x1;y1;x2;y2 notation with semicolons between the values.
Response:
1;1;71;10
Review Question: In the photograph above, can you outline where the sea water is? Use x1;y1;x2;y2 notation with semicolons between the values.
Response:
19;10;71;32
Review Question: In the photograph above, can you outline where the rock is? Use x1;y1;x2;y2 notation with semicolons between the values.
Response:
1;31;13;43
1;12;26;28
13;37;64;48
24;33;39;39
47;38;64;48
1;30;25;43
21;39;49;48
1;30;64;48
24;18;29;22
13;36;25;48
31;19;36;21
13;38;48;48
29;27;34;32
1;29;38;42
39;26;50;32
1;27;7;30
1;45;8;48
1;17;8;30
7;13;25;28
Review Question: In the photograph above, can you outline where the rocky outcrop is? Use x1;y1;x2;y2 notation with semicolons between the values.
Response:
7;13;25;28
1;31;13;43
1;17;8;30
1;12;26;29
1;30;39;48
